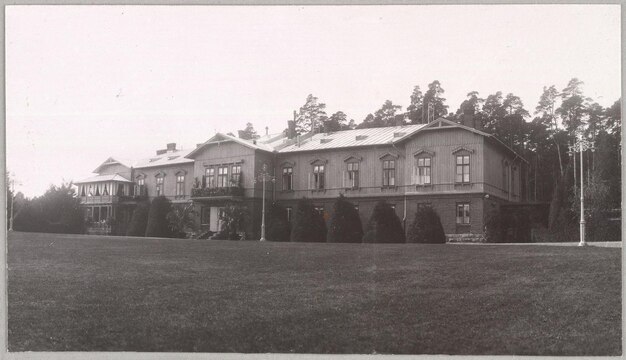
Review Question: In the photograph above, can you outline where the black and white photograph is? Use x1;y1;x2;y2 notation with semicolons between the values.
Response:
4;3;622;357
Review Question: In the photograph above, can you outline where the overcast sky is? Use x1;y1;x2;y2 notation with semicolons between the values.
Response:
6;5;621;197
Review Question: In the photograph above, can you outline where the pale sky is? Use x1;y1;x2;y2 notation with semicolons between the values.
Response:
6;5;621;197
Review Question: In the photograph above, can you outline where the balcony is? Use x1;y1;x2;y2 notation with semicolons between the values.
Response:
79;195;119;204
191;186;244;199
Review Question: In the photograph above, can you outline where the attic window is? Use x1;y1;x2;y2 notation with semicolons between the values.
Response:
356;135;368;141
149;157;161;163
320;138;333;144
393;132;406;138
168;156;179;160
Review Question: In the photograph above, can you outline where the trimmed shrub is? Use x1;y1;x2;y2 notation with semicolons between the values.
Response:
166;203;196;238
327;194;363;243
145;196;174;238
266;202;290;242
126;200;151;236
364;200;405;243
407;206;445;243
290;197;326;242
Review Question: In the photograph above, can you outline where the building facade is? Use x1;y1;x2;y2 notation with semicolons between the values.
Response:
75;117;528;241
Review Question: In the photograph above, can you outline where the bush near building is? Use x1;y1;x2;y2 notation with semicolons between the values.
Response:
485;209;531;243
216;204;248;240
363;200;405;243
327;194;363;243
290;197;326;242
407;206;446;244
145;196;174;238
126;200;151;237
166;203;196;239
266;202;290;242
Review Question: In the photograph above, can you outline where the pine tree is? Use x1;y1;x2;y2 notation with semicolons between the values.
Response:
290;197;326;242
327;194;363;243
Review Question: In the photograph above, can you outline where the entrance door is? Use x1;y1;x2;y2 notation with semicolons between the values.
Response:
209;206;223;232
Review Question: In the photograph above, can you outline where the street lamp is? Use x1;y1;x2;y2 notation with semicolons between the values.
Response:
568;130;595;246
253;163;275;242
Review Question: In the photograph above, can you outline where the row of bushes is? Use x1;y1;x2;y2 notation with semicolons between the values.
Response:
266;195;446;244
126;196;195;238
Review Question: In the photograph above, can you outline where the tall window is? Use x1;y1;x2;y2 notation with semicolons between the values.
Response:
417;157;431;185
136;177;145;196
156;176;164;196
383;160;395;187
176;175;185;198
455;155;470;183
231;165;241;185
347;162;359;188
205;168;215;188
137;178;144;186
217;166;228;188
282;167;293;191
103;184;109;196
456;203;470;224
313;165;325;190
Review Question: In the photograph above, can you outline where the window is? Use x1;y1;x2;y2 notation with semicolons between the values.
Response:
417;157;431;185
231;165;241;185
383;160;395;187
217;166;228;188
205;168;215;188
117;184;124;196
456;155;470;183
313;165;325;190
282;167;293;191
95;186;100;196
176;175;185;197
137;178;145;186
80;186;86;197
417;202;431;211
286;207;292;223
456;203;470;224
156;176;164;196
201;207;210;225
347;162;359;188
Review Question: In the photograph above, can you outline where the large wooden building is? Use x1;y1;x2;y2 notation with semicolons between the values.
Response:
75;117;528;241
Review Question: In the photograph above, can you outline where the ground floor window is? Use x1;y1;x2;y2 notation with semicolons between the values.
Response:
456;203;470;224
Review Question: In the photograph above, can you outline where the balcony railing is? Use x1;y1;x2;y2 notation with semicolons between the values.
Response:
79;195;118;204
191;186;244;198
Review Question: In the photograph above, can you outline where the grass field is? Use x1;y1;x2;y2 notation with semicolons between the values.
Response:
7;231;622;355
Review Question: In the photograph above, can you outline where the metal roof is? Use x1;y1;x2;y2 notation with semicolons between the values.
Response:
186;132;275;158
92;157;133;173
134;148;195;169
278;124;427;153
75;174;133;184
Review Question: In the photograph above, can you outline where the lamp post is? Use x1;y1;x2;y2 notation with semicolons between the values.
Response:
568;130;595;246
254;163;275;241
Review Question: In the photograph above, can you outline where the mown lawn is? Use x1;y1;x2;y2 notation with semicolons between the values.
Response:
7;231;622;355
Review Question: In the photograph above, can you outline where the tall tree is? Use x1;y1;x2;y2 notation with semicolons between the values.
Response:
296;94;327;134
238;122;260;140
406;85;424;124
356;113;385;129
557;78;590;135
482;92;530;150
323;111;349;132
535;85;564;176
374;100;403;126
422;80;448;121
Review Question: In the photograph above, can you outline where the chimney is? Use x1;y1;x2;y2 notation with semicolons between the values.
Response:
287;120;296;139
167;143;176;152
265;126;269;136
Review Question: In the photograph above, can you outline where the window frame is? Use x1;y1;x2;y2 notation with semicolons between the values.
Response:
231;165;242;186
416;156;432;185
175;174;185;198
347;161;360;189
313;164;325;190
456;203;470;225
217;165;229;188
205;167;215;188
155;176;164;196
382;159;396;187
282;167;293;191
455;154;471;184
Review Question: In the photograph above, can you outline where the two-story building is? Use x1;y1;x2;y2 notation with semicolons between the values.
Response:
75;116;528;241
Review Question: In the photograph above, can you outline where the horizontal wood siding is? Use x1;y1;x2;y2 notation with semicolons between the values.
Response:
275;145;405;201
98;163;132;178
191;141;258;198
133;163;194;201
404;128;484;189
